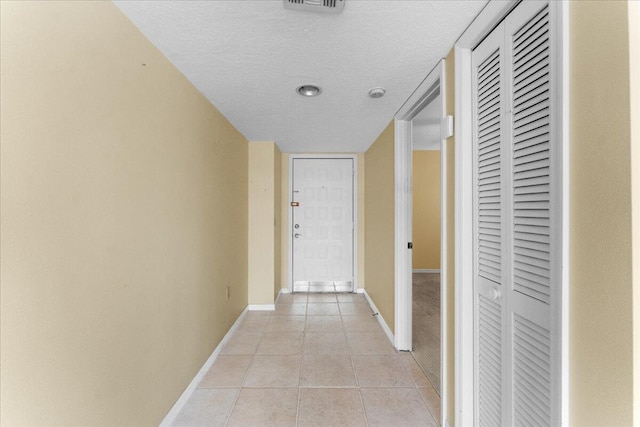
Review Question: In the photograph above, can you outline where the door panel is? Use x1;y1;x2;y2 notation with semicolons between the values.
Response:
473;25;507;426
292;158;354;292
506;3;555;425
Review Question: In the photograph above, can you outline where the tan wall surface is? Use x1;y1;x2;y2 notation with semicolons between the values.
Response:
248;141;278;305
629;2;640;424
357;154;366;289
444;49;456;426
274;146;282;300
570;2;634;425
279;154;365;292
0;2;249;426
412;151;441;270
364;122;395;332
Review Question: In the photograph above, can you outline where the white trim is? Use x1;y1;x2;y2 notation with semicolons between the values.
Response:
159;307;249;427
247;304;275;311
454;2;518;425
393;118;413;351
439;58;449;427
555;2;570;425
362;289;394;345
396;61;444;119
454;42;477;427
395;60;446;353
287;154;358;294
412;269;441;274
395;59;448;424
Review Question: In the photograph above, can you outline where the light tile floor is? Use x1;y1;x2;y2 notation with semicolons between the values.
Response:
173;292;441;427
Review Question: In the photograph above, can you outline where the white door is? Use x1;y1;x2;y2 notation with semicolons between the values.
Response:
472;2;561;425
291;158;354;292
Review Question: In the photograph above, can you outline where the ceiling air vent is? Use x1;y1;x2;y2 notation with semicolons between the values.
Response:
284;0;345;14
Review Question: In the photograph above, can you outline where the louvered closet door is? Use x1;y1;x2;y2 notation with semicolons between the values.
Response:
472;1;559;426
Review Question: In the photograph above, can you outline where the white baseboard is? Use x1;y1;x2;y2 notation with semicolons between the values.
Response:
413;269;441;274
356;287;365;294
362;290;394;346
159;306;248;427
247;304;275;311
275;289;289;304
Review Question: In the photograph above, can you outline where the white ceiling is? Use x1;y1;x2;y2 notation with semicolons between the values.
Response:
413;94;442;151
113;0;486;153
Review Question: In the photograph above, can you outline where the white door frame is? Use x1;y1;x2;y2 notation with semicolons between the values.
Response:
288;154;358;293
394;59;449;425
453;1;570;425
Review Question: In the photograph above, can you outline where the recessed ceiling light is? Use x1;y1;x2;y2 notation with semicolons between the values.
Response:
368;87;386;98
297;85;322;97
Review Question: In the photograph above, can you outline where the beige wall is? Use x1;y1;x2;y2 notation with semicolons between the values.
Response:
364;122;396;332
412;150;441;270
248;141;281;305
0;2;249;426
274;148;282;300
444;49;456;426
629;2;640;424
279;153;366;292
569;2;634;425
357;154;367;289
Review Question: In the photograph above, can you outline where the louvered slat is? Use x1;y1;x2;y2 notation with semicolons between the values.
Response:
513;314;551;427
512;5;551;305
478;295;503;426
477;48;502;285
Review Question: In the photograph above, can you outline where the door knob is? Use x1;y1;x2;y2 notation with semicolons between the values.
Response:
294;233;302;238
490;288;502;300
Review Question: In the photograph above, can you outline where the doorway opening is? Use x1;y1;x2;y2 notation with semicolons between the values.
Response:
411;96;442;394
394;59;450;423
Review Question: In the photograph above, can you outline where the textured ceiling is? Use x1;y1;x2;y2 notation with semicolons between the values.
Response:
113;0;486;153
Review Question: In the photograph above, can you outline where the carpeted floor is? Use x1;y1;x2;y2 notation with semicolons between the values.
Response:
412;272;440;395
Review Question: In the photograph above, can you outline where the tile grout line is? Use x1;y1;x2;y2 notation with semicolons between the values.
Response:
223;315;262;427
222;388;241;427
297;295;306;426
344;297;372;427
416;387;441;427
295;385;302;426
358;388;371;427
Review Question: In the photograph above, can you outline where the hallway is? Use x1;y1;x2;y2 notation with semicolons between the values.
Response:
172;293;441;426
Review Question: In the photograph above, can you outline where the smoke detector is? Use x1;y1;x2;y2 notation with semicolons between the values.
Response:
368;87;386;99
284;0;345;14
